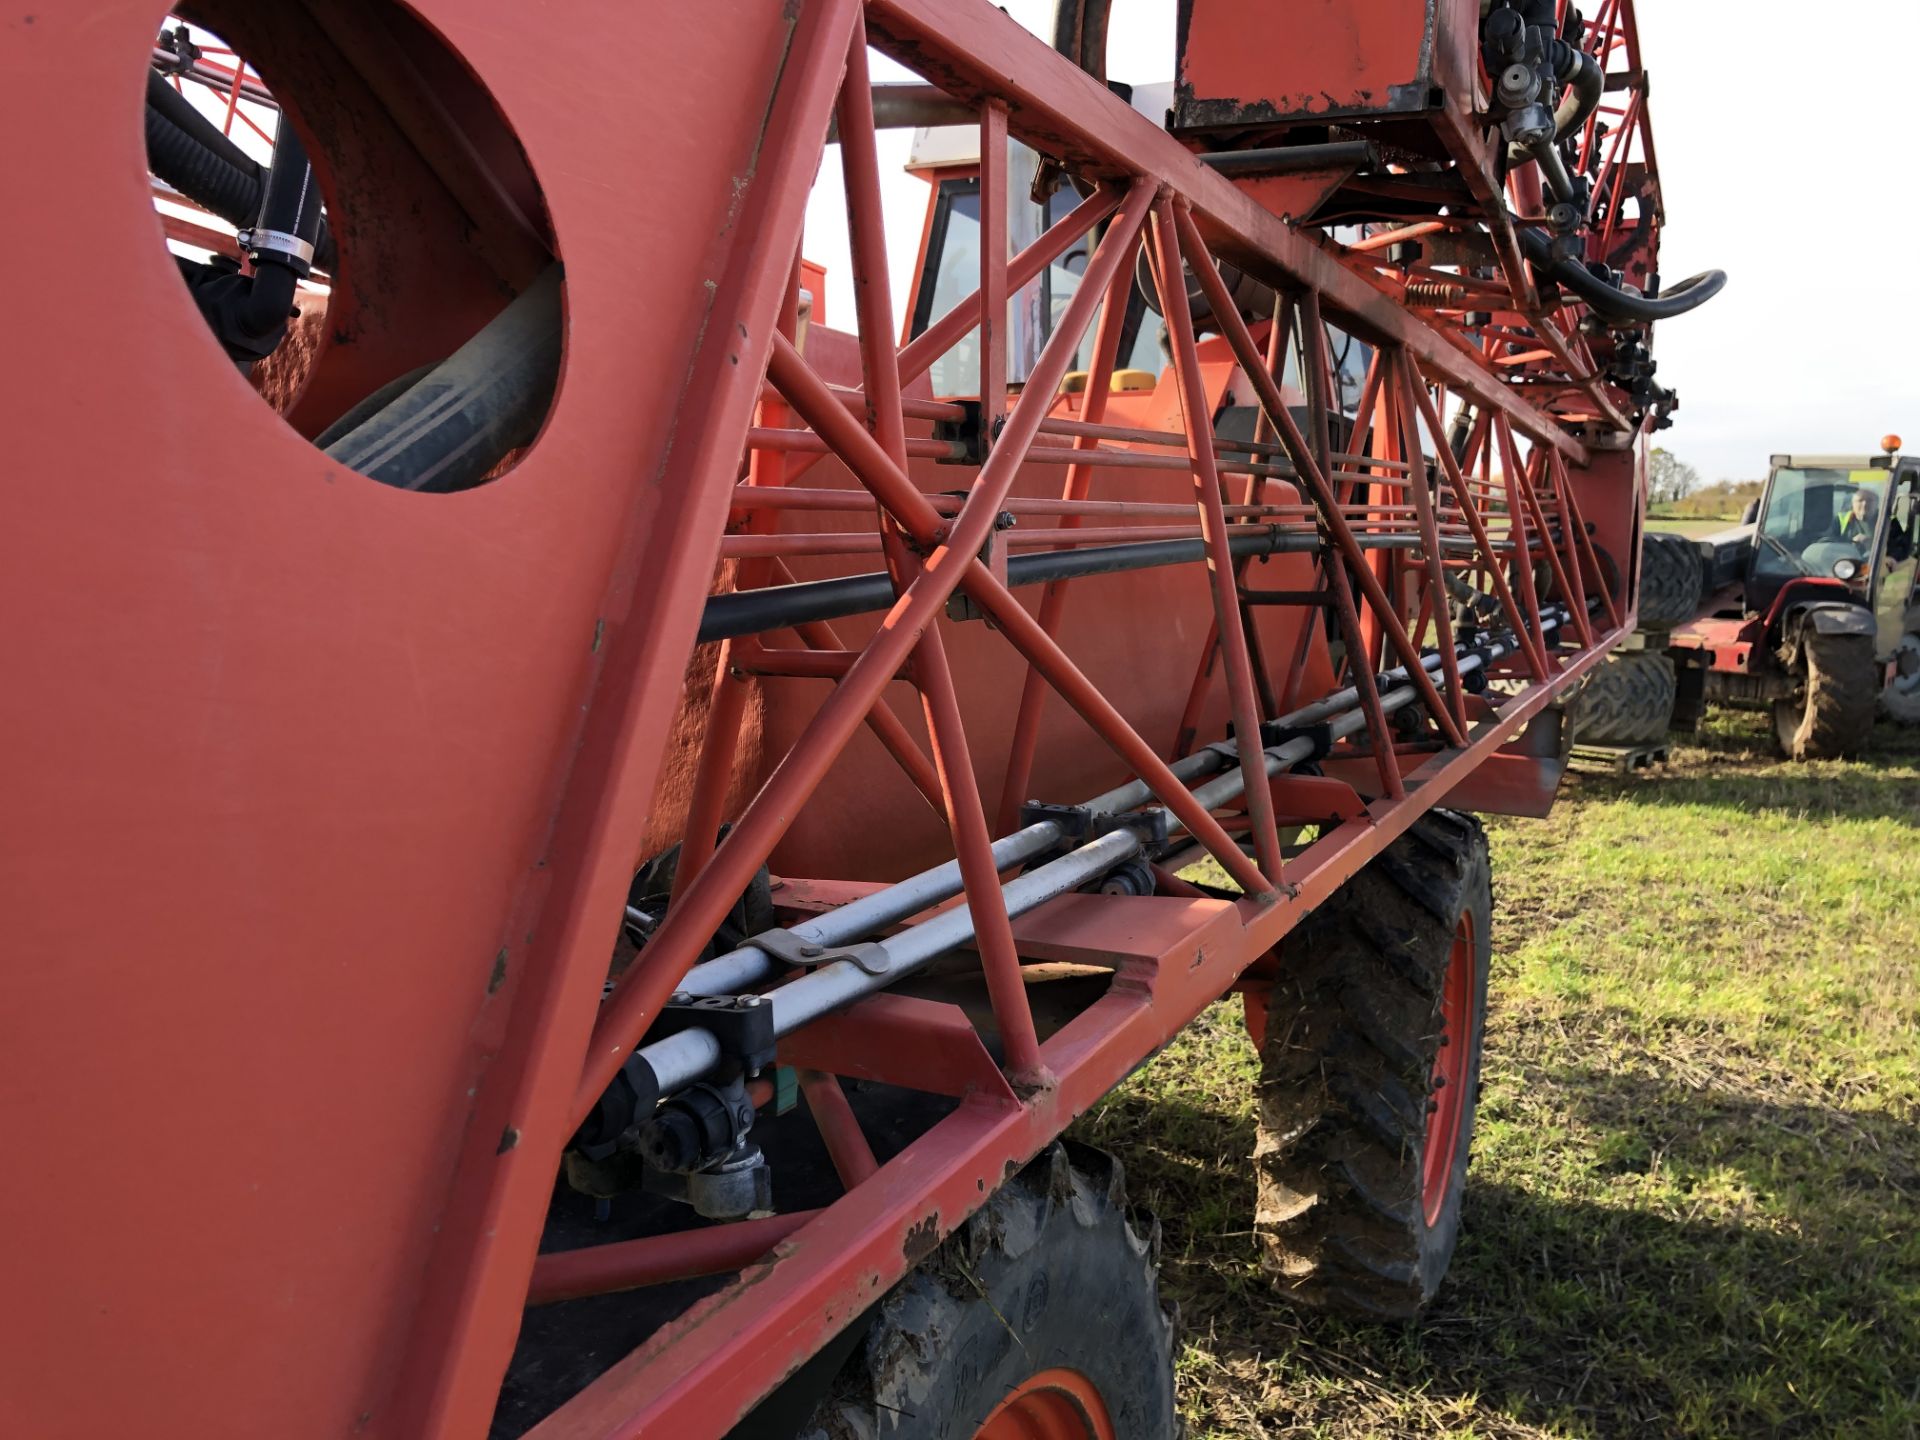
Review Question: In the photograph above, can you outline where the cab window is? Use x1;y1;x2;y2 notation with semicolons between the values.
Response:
908;163;1368;412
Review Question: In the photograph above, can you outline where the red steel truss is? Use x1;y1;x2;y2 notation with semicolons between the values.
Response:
3;1;1686;1437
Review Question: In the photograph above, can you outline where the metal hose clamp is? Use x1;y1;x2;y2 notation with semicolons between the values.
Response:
238;227;316;275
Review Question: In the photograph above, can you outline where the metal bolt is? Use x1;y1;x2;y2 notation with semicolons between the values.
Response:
670;991;692;1005
740;994;764;1008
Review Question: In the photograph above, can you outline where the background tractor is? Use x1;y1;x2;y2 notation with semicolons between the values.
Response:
1574;440;1920;759
1667;441;1920;757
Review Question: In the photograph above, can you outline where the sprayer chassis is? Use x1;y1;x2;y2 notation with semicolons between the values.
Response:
1;0;1669;1435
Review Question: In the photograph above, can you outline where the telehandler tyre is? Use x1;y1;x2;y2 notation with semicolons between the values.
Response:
1254;810;1492;1319
1637;531;1704;630
1775;630;1877;759
1569;650;1676;745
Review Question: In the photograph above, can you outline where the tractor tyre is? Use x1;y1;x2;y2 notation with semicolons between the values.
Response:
1637;531;1703;630
1568;650;1676;745
1881;609;1920;726
1774;630;1878;759
1254;809;1492;1319
798;1142;1179;1440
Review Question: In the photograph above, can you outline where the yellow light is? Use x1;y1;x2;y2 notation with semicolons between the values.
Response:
1882;433;1903;454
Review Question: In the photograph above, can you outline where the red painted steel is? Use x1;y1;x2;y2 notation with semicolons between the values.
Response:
798;1070;881;1187
1154;199;1286;884
526;1212;821;1308
6;0;1685;1435
1422;913;1477;1225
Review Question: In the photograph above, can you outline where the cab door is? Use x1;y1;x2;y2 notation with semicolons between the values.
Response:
1876;463;1920;654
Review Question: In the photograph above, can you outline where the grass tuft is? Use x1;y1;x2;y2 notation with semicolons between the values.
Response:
1075;712;1920;1438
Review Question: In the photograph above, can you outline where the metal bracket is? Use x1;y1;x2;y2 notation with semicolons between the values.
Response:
237;227;317;276
1258;719;1335;762
932;400;988;465
1019;799;1172;845
650;993;779;1076
751;927;890;977
1460;644;1495;693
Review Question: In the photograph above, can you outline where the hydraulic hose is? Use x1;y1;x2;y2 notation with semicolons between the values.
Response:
1553;46;1603;144
146;71;262;229
1516;226;1726;323
1050;0;1111;84
233;119;324;346
148;70;258;180
321;264;564;492
1501;38;1601;196
145;70;337;272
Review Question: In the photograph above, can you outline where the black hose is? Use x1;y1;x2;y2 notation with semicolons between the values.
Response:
147;70;258;178
1050;0;1110;84
700;532;1323;643
322;265;564;492
1523;132;1578;206
219;120;323;350
144;69;337;272
691;530;1484;645
1516;226;1725;322
1553;47;1603;144
146;74;262;230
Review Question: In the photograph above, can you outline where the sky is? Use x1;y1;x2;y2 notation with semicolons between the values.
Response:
800;0;1920;486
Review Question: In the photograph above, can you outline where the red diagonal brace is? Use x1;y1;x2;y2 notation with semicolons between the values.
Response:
1173;205;1468;749
1158;197;1285;884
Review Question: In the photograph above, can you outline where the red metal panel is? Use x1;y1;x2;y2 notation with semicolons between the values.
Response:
1175;0;1446;127
1;3;837;1436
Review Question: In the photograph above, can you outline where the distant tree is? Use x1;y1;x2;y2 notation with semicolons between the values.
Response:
1660;477;1764;519
1648;447;1701;505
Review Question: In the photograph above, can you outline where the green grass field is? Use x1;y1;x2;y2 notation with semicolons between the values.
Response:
1075;711;1919;1438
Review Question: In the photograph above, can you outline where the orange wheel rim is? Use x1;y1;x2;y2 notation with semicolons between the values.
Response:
974;1367;1116;1440
1421;911;1476;1225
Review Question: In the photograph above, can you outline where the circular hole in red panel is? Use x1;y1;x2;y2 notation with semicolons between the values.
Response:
146;5;561;492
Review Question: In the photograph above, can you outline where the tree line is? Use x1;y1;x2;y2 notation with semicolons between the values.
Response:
1648;448;1762;519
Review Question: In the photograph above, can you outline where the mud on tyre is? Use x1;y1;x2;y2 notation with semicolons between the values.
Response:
800;1142;1178;1439
1775;629;1877;759
1254;809;1492;1319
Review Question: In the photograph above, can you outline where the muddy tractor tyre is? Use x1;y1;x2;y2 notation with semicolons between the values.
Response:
1569;650;1677;745
1254;809;1493;1320
1637;531;1703;630
1774;630;1878;759
800;1142;1179;1440
1882;609;1920;726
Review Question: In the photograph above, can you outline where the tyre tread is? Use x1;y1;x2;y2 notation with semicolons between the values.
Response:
1253;810;1491;1319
